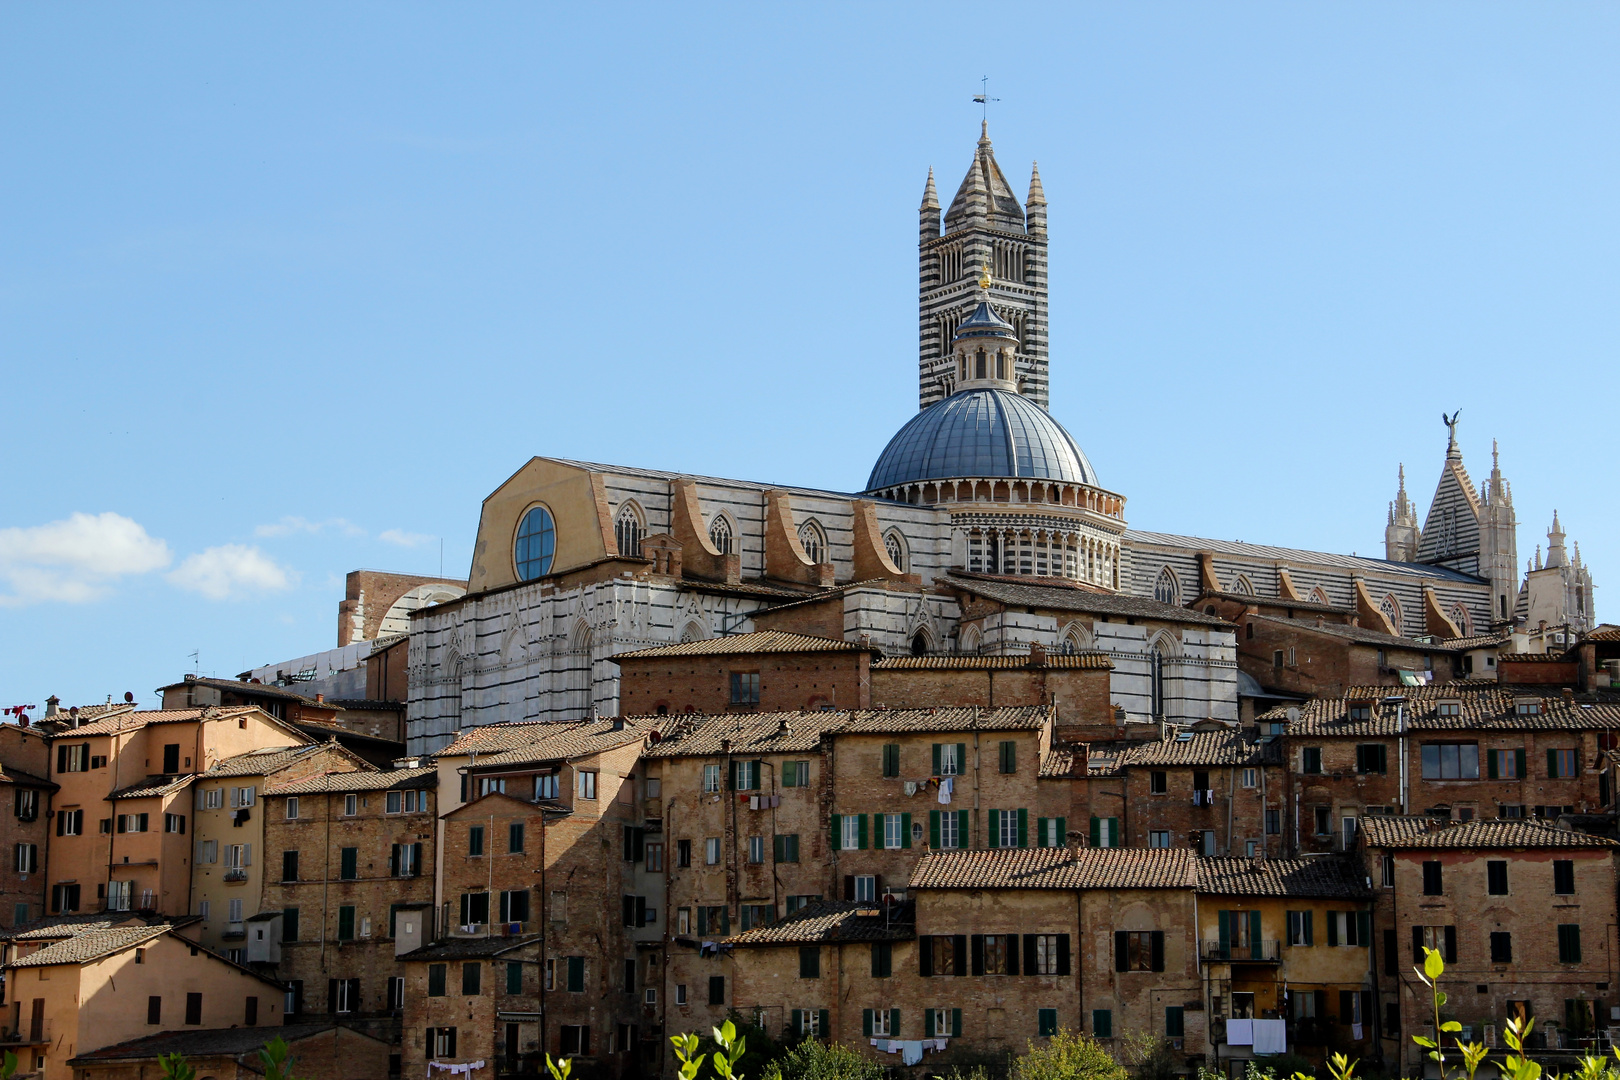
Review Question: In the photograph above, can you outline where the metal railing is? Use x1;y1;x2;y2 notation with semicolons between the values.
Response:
1201;939;1282;961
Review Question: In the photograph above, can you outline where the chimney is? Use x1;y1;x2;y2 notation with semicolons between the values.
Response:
315;693;325;704
1028;641;1046;665
43;696;59;719
1562;687;1575;704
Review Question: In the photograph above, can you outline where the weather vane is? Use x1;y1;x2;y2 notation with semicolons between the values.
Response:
973;76;999;123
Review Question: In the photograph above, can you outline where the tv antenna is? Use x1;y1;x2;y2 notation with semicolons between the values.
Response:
188;649;200;676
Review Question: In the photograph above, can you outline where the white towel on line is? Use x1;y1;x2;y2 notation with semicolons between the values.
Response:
902;1041;924;1065
1225;1018;1254;1045
1252;1018;1288;1055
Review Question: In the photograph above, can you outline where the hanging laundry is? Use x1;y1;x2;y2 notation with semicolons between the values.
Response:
1251;1019;1288;1055
429;1061;487;1078
749;796;761;810
1225;1018;1254;1046
904;781;918;796
938;776;953;804
901;1042;924;1066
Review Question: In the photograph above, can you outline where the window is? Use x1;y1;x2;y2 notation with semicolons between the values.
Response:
468;825;485;857
883;814;906;850
1554;860;1576;895
1326;911;1368;946
980;934;1012;975
431;1027;460;1060
729;672;761;706
58;743;89;773
1288;911;1314;947
428;964;448;997
708;976;725;1006
566;956;586;992
773;833;801;862
534;774;560;801
116;813;149;833
461;962;481;995
55;808;82;836
1437;701;1462;718
1422;861;1443;895
935;810;962;849
14;844;36;874
1302;748;1322;774
708;515;734;555
184;993;202;1026
697;907;728;935
674;983;688;1006
1487;861;1508;895
1241;768;1257;788
799;947;820;979
333;846;354;879
1342;816;1358;849
1149;771;1167;795
677;840;691;867
1550;749;1579;778
148;996;162;1025
702;765;722;793
926;935;960;976
1491;932;1513;963
865;1008;893;1037
840;816;861;851
1558;924;1582;963
1516;700;1542;716
14;790;37;821
797;521;825;564
282;907;298;941
747;835;765;864
646;842;664;871
576;772;597;800
228;897;244;924
515;505;557;580
1265;809;1281;835
731;760;759;791
1154;568;1179;605
337;905;356;940
998;740;1017;774
284;797;298;819
343;794;358;816
1413;925;1456;962
705;837;721;864
1312;807;1330;836
388;977;406;1011
1035;934;1068;975
615;505;644;558
871;941;892;977
459;892;491;926
1422;743;1480;779
200;788;224;810
1148;829;1171;848
1489;749;1523;779
1090;816;1119;848
1114;930;1161;971
853;875;876;902
394;843;421;877
165;813;185;834
1089;1009;1110;1038
793;1009;826;1037
933;743;963;776
783;760;810;787
1356;745;1387;774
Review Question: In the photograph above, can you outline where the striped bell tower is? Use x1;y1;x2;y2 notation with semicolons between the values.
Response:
917;123;1049;410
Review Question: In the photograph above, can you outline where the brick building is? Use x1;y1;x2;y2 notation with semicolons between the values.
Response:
68;1022;393;1080
1113;729;1285;859
257;767;438;1027
1359;817;1620;1072
0;722;55;928
190;742;366;958
1237;614;1460;698
612;632;877;715
399;934;543;1080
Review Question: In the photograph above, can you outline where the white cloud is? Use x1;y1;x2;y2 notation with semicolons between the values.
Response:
379;529;436;547
0;512;171;606
167;544;294;600
255;516;364;539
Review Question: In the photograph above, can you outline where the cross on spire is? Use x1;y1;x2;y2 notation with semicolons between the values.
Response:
973;76;999;124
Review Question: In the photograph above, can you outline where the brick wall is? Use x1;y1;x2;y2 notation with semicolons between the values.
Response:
616;653;869;716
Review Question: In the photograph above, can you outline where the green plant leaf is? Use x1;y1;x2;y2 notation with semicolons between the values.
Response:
1424;947;1445;981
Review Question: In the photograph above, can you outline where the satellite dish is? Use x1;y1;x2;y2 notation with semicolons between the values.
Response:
1285;707;1301;724
124;692;135;703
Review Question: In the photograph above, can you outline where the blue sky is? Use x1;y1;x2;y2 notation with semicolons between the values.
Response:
4;3;1615;709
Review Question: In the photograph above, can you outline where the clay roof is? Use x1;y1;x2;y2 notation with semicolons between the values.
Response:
1260;683;1620;736
908;847;1198;890
947;574;1233;628
1498;653;1573;663
1360;815;1620;850
9;924;172;966
463;721;662;769
69;1022;381;1064
1039;740;1089;779
400;934;541;961
1117;729;1272;768
642;706;1053;758
725;900;914;946
1202;590;1353;616
873;653;1112;671
1;912;178;942
153;676;341;709
201;744;345;779
52;706;259;738
1124;530;1485;584
0;764;55;790
1442;632;1513;650
609;631;876;661
1583;625;1620;643
266;766;437;795
1196;856;1371;899
1246;614;1457;653
437;717;663;760
109;774;194;800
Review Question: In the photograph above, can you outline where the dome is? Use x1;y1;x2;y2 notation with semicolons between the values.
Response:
953;298;1016;341
865;387;1099;492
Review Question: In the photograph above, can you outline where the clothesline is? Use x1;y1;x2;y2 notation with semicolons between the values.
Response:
871;1038;949;1065
428;1060;486;1078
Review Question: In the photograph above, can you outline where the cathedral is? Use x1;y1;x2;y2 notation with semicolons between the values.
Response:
405;125;1597;754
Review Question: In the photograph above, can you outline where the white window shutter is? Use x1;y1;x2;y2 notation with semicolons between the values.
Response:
242;843;251;866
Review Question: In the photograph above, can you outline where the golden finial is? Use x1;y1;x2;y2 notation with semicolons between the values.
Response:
978;263;992;289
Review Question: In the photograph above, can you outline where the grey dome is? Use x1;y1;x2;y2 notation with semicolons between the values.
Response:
866;388;1099;492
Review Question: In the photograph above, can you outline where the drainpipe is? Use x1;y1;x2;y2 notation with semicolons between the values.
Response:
1397;702;1409;814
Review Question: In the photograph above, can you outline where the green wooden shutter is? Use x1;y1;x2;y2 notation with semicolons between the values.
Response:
956;743;966;772
900;812;912;849
830;814;841;850
1549;749;1560;778
773;835;784;862
507;961;523;994
1114;930;1128;971
1327;912;1339;947
729;761;737;790
889;1009;900;1037
1017;809;1028;848
1166;1006;1184;1037
1151;930;1165;971
338;906;354;940
958;810;969;846
751;760;763;790
1357;911;1372;947
926;1010;935;1037
1249;910;1262;952
1304;911;1314;946
792;1010;803;1035
1218;911;1231;954
819;1010;829;1037
929;810;940;849
1036;817;1049;847
1487;750;1498;779
932;744;941;775
988;809;1002;848
862;1009;873;1037
857;814;868;850
1090;816;1101;846
1056;817;1066;845
1516;749;1526;778
951;1009;962;1037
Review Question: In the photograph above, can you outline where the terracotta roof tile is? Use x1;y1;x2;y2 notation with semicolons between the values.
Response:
1441;632;1513;650
641;707;1052;759
47;707;259;738
1360;815;1620;850
153;677;339;707
69;1022;374;1064
1259;683;1620;735
400;935;541;961
0;764;55;789
1118;729;1273;768
109;774;194;800
10;925;172;966
947;574;1232;628
1196;856;1371;898
908;847;1198;890
1;913;177;942
1039;740;1089;779
609;631;875;661
437;717;664;759
1583;625;1620;643
1247;614;1457;653
266;766;437;795
837;706;1052;735
725;900;914;946
873;653;1112;671
201;744;339;779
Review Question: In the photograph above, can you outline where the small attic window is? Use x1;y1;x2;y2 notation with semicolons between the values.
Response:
1436;700;1462;718
1514;699;1542;716
1347;700;1373;721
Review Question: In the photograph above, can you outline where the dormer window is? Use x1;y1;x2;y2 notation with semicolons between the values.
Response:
1436;701;1462;718
1515;699;1542;717
1347;700;1373;721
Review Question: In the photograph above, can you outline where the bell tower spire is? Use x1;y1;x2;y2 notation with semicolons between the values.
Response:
918;124;1049;411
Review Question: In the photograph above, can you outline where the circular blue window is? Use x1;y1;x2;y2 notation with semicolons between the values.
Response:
514;505;556;580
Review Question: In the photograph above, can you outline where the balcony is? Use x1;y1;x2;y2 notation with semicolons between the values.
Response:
223;869;248;883
1201;939;1281;962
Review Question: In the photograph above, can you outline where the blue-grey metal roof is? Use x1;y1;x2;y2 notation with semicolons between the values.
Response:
865;388;1098;491
954;299;1016;341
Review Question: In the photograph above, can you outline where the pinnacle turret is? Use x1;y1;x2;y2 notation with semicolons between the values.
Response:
920;167;939;211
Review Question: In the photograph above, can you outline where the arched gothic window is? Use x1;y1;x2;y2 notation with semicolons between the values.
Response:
911;630;930;656
1310;587;1331;606
1449;602;1472;638
798;520;827;565
1380;594;1403;636
1154;567;1180;606
1231;575;1256;596
708;515;734;555
883;529;907;573
615;504;644;559
959;625;981;654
